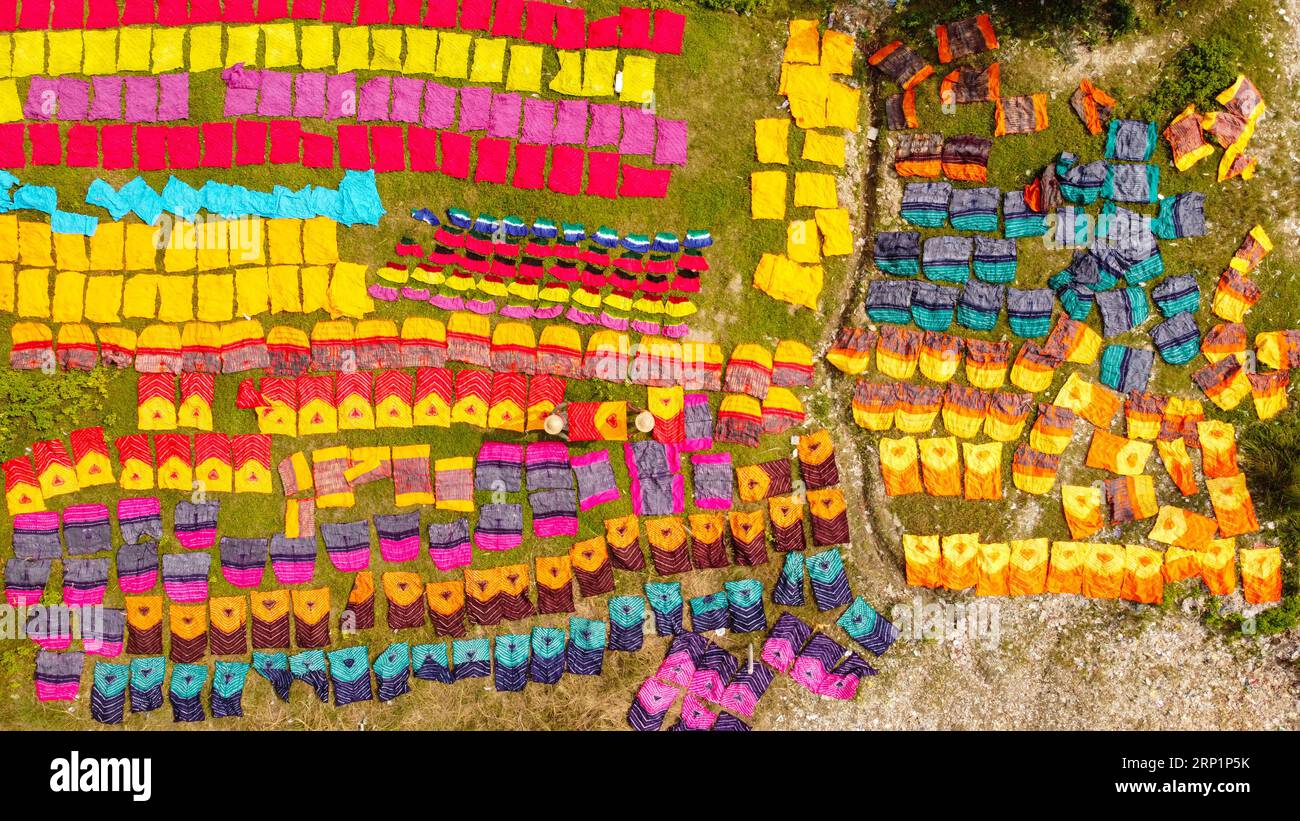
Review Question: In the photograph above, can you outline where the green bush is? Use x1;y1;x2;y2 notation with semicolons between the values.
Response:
692;0;769;14
1131;35;1242;121
0;369;115;448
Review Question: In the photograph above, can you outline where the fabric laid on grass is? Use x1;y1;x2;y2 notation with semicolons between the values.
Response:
971;237;1016;284
911;281;959;332
893;132;943;178
865;278;914;325
474;503;524;551
868;41;934;89
963;338;1010;390
1163;106;1214;172
1192;356;1252;411
921;235;971;283
1151;312;1201;366
1151;192;1206;239
1098;345;1154;394
885;88;920;130
936;13;999;62
1151;274;1200;318
900;182;950;227
1002;190;1046;239
874;231;921;277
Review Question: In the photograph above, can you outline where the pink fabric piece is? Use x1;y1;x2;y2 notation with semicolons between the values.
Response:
123;76;157;123
223;64;261;117
201;121;235;168
407;126;437;171
619;107;655;155
554;5;586;49
137;126;168;171
511;142;546;189
100;124;133;169
157;73;190;121
654;117;688;165
488;92;522;139
619;164;672;199
650;9;686;55
235;119;269;165
257;71;292;118
587;103;620;148
421;82;456;129
390;77;424;123
302;132;335;168
57;78;91;121
371;125;406;172
293;72;327;118
65;125;99;167
357;76;391;122
585;150;619;199
552;99;587;145
457;86;491;132
23;77;57;121
168;126;201;168
491;0;524;36
520;98;555;145
88;76;122;121
326;72;357;120
337;123;371;169
269;119;301;163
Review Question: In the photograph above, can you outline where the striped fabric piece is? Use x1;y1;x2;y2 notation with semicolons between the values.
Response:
136;373;177;431
412;643;454;684
657;630;706;687
383;572;427;631
603;514;644;570
474;503;525;551
493;634;531;693
354;321;401;371
312;446;354;509
526;373;567;431
427;518;473;572
688;642;738;704
837;597;900;656
179;373;216;431
328;646;374;706
252;652;292;702
209;596;248;657
33;439;79;502
729;508;768;567
297;375;338;436
374;512;421;562
161;551;210;603
375;369;415;428
670;694;719;731
627;676;679;731
291;588;331;649
425;580;466;637
389;444;431;506
90;661;130;725
475;441;524;492
26;604;73;650
773;552;807;607
231;433;272;493
646;516;690;575
169;662;208;723
807;547;852;611
401;319;448;370
266;327;312;377
153;433;192;492
374;643;413;702
689;591;730;632
488;372;529;432
256;376;298;436
193;433;232;493
689;453;733;509
288;649;330;702
808;487;850;547
528;627;567;685
12;511;60;560
62;557;110;606
310;322;354;372
525;442;571;491
724;579;767;633
211;661;251;719
796;429;839;489
768;496;806;553
570;536;615;596
69;427;115;489
173;500;219;550
626;440;684;516
5;558;51;606
168;602;207;664
35;650;84;702
607;596;646;652
219;537;267;589
683;393;714;451
572;449;620;510
719;660;776;719
452;637;492;681
250;590;292;650
645;581;684;637
124;595;164;655
414;367;455;427
451;369;492;428
321;520;371;572
713;713;753;731
535;555;576;615
566;617;608;676
818;651;877;700
792;633;847;695
531;487;580;537
128;656;165;714
686;512;728;570
270;534;317;585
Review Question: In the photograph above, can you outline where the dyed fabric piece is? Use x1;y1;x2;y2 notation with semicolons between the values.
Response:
645;580;684;636
173;500;219;551
572;449;619;511
900;182;950;228
63;557;110;606
327;645;373;706
270;535;316;584
874;231;920;276
807;547;852;610
5;558;51;607
252;652;292;702
1099;345;1153;394
837;597;899;656
117;543;158;594
690;452;733;510
772;551;807;607
724;579;767;633
427;518;472;572
289;649;329;702
474;503;524;551
35;650;85;703
949;187;999;232
922;235;971;283
627;675;678;731
374;512;420;563
12;511;61;559
162;551;210;603
210;660;250;719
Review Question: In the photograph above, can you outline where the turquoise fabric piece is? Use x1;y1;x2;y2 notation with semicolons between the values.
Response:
0;174;99;233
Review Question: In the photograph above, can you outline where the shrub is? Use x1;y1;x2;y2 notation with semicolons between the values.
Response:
693;0;769;14
0;368;115;447
1132;34;1242;121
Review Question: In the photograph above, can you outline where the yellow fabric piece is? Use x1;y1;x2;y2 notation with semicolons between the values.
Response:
157;276;194;323
0;35;10;79
301;217;338;266
122;275;160;319
268;266;301;314
51;271;86;323
751;171;787;220
51;31;85;76
755;118;790;165
236;267;270;316
619;55;656;104
470;38;507;83
301;266;331;314
88;222;123;270
370;28;403;71
753;253;822;310
163;223;197;273
815;208;853;256
784;63;829;129
225;26;260;67
0;79;21;122
188;25;222;72
821;29;856;75
16;268;50;318
802;130;846;167
550;50;584;95
0;262;11;312
114;27;151;72
581;49;617;96
825;80;861;131
150;27;184;73
402;29;437;74
196;222;229;270
267;219;304;266
124;224;158;271
53;234;89;272
328;262;375;319
262;23;299;68
0;214;15;261
783;19;821;64
435;32;471;78
794;172;838;208
196;274;234;323
82;30;118;75
18;222;53;266
11;31;45;77
506;44;543;92
300;24;336;70
83;275;123;324
337;26;370;73
786;220;821;264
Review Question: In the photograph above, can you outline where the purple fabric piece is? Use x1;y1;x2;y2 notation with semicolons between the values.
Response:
123;76;158;123
654;118;688;165
488;92;521;139
326;73;357;120
24;77;58;121
587;103;621;148
553;99;588;145
57;78;91;121
257;71;292;118
357;76;391;122
457;86;491;132
390;77;424;123
221;63;260;118
619;107;655;155
157;73;190;121
88;76;123;121
520;98;555;145
293;72;327;118
421;82;456;129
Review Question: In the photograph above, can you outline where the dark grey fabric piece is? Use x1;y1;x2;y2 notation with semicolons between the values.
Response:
427;518;472;550
12;514;61;560
922;235;974;267
116;543;158;578
320;520;371;552
874;231;921;260
35;649;84;680
691;459;734;506
476;503;524;533
866;279;914;312
161;551;211;579
684;397;714;444
62;505;112;556
474;442;524;493
220;537;268;567
960;281;1005;312
529;488;578;518
572;452;618;505
64;557;110;588
269;534;317;562
1109;119;1154;161
627;440;675;478
5;557;52;594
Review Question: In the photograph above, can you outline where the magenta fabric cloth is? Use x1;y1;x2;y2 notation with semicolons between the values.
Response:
124;76;158;123
223;65;260;117
520;98;555;145
553;99;588;145
357;76;391;122
326;73;357;120
57;78;91;122
587;103;620;148
619;107;655;155
457;86;491;132
421;82;456;129
488;92;521;139
654;118;688;165
390;77;424;123
293;72;326;118
23;77;57;121
257;71;292;117
89;76;123;121
157;73;190;121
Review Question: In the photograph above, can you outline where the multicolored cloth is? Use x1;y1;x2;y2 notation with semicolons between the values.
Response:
474;503;524;550
572;449;620;510
327;646;373;706
169;662;208;722
807;547;852;611
321;520;371;572
645;580;685;636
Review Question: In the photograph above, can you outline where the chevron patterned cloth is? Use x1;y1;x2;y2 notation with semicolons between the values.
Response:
688;512;728;570
328;646;374;706
689;591;730;632
729;509;768;567
818;650;877;700
169;662;208;723
292;588;331;649
720;660;776;719
425;580;466;637
493;634;531;693
773;552;807;606
413;643;454;684
250;590;292;650
792;633;847;695
837;597;900;656
671;694;719;731
529;627;567;685
90;661;129;725
252;652;292;702
807;547;853;611
762;612;813;674
289;649;330;702
209;596;248;657
797;429;840;489
129;656;165;714
657;631;707;687
566;617;607;676
211;661;251;719
607;596;647;652
724;579;767;633
688;642;739;704
646;516;690;575
645;581;684;636
219;537;267;589
768;496;807;554
124;596;164;655
373;643;413;702
452;638;491;681
167;603;207;664
603;514;645;570
384;572;427;631
627;676;680;731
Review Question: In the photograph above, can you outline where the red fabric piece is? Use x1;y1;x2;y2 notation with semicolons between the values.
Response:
136;125;168;171
225;0;258;21
371;125;407;172
439;130;471;179
157;0;188;25
190;0;223;23
200;121;235;168
65;125;99;168
51;0;85;28
490;0;524;37
121;0;156;25
523;0;557;44
255;0;289;20
474;136;510;184
28;123;61;167
0;123;22;168
511;142;546;189
391;0;420;24
167;126;201;169
422;0;455;26
585;150;619;199
650;9;685;54
619;6;652;49
301;132;335;168
0;0;15;31
269;120;302;164
587;14;619;47
235;120;268;166
356;0;389;23
101;124;134;170
85;0;119;26
460;0;491;30
406;126;438;172
619;164;671;198
338;124;372;170
322;0;355;22
290;0;322;19
547;145;584;195
17;0;51;29
554;5;586;49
